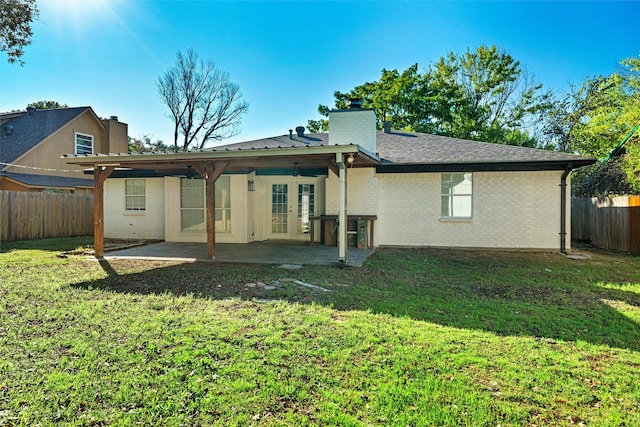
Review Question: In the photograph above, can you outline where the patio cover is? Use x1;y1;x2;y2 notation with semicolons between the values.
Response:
64;144;380;262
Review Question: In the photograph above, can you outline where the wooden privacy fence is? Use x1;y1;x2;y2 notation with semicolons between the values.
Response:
572;196;640;255
0;191;93;242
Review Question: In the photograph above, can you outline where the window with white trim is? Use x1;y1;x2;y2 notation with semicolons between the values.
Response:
180;177;231;233
125;179;146;211
75;132;94;155
441;172;473;218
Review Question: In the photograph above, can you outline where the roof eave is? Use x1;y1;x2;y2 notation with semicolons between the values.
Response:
376;159;596;173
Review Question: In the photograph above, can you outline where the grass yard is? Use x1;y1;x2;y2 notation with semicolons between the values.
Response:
1;237;639;426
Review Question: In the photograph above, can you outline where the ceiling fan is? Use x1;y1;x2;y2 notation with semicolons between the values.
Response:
290;161;321;177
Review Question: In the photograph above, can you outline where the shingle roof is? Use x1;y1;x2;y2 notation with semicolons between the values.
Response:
217;130;594;166
0;171;93;188
375;131;591;164
0;107;90;166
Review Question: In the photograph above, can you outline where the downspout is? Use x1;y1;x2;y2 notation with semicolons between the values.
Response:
336;152;347;263
560;165;572;254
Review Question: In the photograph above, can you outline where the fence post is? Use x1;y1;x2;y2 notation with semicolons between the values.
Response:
630;196;640;256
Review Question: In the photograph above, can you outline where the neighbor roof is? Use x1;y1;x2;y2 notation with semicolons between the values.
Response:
0;171;93;188
0;107;92;166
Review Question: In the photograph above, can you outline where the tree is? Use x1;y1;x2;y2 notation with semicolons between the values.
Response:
308;65;426;133
426;45;552;146
128;135;173;154
308;45;551;147
547;54;640;194
0;0;39;65
27;100;68;109
547;56;640;156
157;49;249;151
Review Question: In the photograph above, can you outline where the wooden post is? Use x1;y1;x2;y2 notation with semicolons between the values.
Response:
192;162;228;259
93;166;114;257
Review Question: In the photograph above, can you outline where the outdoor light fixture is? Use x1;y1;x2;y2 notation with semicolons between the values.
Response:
186;165;194;179
346;154;355;164
248;179;255;191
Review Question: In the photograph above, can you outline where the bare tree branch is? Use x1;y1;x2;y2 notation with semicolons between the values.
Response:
157;49;249;151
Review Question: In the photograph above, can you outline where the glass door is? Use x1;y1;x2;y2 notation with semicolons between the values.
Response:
270;183;289;237
267;179;317;240
297;183;315;235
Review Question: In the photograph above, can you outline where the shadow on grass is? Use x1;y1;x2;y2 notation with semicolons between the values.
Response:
72;247;640;352
0;236;94;253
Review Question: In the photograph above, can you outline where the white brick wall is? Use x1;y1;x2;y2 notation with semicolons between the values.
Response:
377;171;565;250
328;109;377;154
325;168;379;216
104;178;165;240
104;169;570;251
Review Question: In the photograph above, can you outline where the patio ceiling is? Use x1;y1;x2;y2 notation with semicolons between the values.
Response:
64;144;380;177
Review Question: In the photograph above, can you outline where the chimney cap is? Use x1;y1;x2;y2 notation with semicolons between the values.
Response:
348;98;362;109
110;115;118;121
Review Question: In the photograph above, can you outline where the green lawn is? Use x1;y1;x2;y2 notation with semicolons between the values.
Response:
1;237;639;426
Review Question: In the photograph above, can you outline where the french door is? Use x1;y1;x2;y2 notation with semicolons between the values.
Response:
267;177;316;240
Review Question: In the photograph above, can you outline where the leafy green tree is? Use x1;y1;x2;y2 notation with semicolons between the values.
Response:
128;135;173;154
308;46;550;147
308;66;426;133
550;56;639;156
426;45;551;146
549;55;640;194
27;100;68;109
0;0;38;65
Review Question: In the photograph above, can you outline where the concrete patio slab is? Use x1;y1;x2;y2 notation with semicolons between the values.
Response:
104;241;374;267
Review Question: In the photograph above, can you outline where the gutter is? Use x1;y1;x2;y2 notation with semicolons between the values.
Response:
376;159;595;173
560;165;572;254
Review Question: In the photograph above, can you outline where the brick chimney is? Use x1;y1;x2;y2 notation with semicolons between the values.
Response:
328;99;376;154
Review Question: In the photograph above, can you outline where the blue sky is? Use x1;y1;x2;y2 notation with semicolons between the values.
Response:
1;0;639;146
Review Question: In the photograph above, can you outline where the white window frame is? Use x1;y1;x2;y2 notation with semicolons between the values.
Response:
75;132;94;155
124;179;146;212
441;172;473;220
180;177;231;233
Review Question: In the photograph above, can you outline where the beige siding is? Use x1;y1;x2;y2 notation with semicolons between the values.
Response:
104;178;165;240
377;171;565;250
6;111;104;180
101;118;128;153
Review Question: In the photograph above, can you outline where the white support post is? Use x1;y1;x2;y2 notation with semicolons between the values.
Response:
337;153;347;263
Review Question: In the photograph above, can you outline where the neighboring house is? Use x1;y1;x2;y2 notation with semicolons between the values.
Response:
0;106;127;193
65;105;595;262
